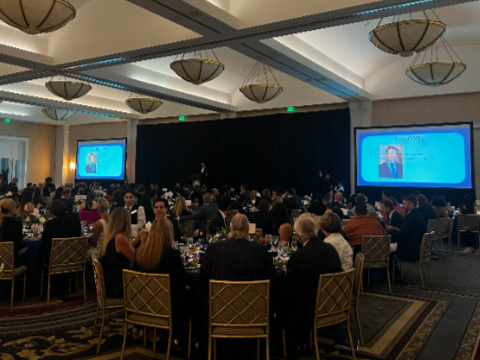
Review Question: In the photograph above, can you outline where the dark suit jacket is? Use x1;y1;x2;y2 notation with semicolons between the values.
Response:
248;209;274;236
390;210;404;229
180;203;218;235
62;198;74;214
198;238;277;290
283;197;301;216
283;237;342;329
39;214;82;266
327;201;346;209
238;191;250;203
379;161;404;178
209;210;227;235
86;163;96;174
0;217;24;266
229;199;245;214
417;205;436;221
390;208;427;262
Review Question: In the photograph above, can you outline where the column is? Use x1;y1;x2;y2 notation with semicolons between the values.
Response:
54;124;70;185
126;119;138;183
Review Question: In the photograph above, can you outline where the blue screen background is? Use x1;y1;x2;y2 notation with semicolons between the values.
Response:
76;141;126;180
357;126;472;188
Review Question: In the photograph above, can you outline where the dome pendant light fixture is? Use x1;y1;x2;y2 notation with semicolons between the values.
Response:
239;61;283;103
0;0;76;35
125;96;163;114
42;108;75;121
369;11;446;57
170;49;225;85
45;79;92;101
406;36;466;86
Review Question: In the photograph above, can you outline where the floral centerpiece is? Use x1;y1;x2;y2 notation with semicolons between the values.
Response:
208;227;229;243
24;214;46;234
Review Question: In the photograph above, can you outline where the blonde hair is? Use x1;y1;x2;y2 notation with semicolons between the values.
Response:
299;212;321;234
272;196;283;204
230;214;249;239
96;198;110;223
135;218;174;271
101;207;132;255
0;199;16;227
175;196;187;218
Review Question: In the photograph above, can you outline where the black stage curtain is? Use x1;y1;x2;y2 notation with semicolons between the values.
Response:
135;108;351;196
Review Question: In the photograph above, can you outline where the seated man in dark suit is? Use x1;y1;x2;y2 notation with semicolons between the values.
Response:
61;188;74;214
209;195;230;235
379;146;404;179
381;198;403;229
249;198;274;236
39;200;82;267
254;189;272;208
238;184;250;203
282;217;343;358
283;188;302;216
327;192;346;209
179;192;218;236
386;195;427;277
228;191;245;214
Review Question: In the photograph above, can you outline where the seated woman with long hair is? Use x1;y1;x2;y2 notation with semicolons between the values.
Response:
459;194;477;215
78;190;97;212
18;188;34;217
101;208;140;299
134;218;187;339
272;203;292;244
174;196;191;218
88;198;110;259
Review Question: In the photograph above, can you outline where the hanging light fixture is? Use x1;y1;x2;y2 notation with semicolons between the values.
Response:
406;36;466;86
0;0;76;35
42;108;75;121
125;96;163;114
45;79;92;101
239;61;283;103
170;49;225;85
369;11;446;57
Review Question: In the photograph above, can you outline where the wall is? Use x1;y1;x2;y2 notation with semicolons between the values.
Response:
0;121;56;184
67;121;128;183
372;92;480;198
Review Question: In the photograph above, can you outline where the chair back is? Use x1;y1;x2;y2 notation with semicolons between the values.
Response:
92;257;107;308
315;270;355;323
448;217;455;237
353;253;365;301
419;231;434;262
190;203;199;212
79;210;101;224
209;280;270;329
178;220;195;238
49;236;89;270
290;209;301;224
0;263;3;276
457;214;480;231
428;218;450;238
0;242;14;279
226;209;239;227
123;269;172;324
361;235;391;262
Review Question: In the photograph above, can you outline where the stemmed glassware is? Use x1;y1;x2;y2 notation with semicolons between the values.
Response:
291;239;298;252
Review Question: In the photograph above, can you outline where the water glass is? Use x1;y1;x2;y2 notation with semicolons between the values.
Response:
291;239;298;252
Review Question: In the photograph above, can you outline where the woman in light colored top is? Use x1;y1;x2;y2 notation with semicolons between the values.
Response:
272;203;292;244
319;212;353;271
78;190;97;212
88;198;110;258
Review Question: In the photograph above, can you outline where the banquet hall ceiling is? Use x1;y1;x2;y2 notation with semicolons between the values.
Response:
0;0;478;124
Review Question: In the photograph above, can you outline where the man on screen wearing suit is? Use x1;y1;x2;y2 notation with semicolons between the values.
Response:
86;154;96;174
379;146;403;179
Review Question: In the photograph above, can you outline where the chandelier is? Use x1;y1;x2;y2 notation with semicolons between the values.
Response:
45;80;92;101
125;97;163;114
406;36;466;86
0;0;76;35
42;108;75;121
239;61;283;103
170;49;225;85
369;11;446;57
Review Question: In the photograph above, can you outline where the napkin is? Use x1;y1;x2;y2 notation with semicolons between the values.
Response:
145;221;152;231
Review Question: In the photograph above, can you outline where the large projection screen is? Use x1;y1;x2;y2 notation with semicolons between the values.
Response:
75;138;127;181
356;123;473;189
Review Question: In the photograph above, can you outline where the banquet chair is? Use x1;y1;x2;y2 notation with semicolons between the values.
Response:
313;270;356;360
393;231;434;289
427;218;450;257
225;209;239;227
290;209;301;224
41;236;89;305
120;270;192;360
457;214;480;246
92;257;124;354
361;235;391;293
179;220;195;238
351;253;365;345
208;280;270;360
0;243;27;311
190;203;199;212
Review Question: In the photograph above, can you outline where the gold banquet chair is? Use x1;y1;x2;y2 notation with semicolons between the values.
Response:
179;220;195;238
225;209;239;227
92;257;124;354
41;236;89;305
361;235;392;293
120;270;192;360
208;280;270;360
351;253;365;345
428;218;450;257
457;214;480;246
0;243;27;311
393;232;434;289
313;270;356;360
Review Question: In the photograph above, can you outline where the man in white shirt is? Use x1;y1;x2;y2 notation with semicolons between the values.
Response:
123;190;146;236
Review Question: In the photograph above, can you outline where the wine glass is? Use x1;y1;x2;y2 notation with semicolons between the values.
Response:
291;239;298;252
88;222;94;233
272;236;279;251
